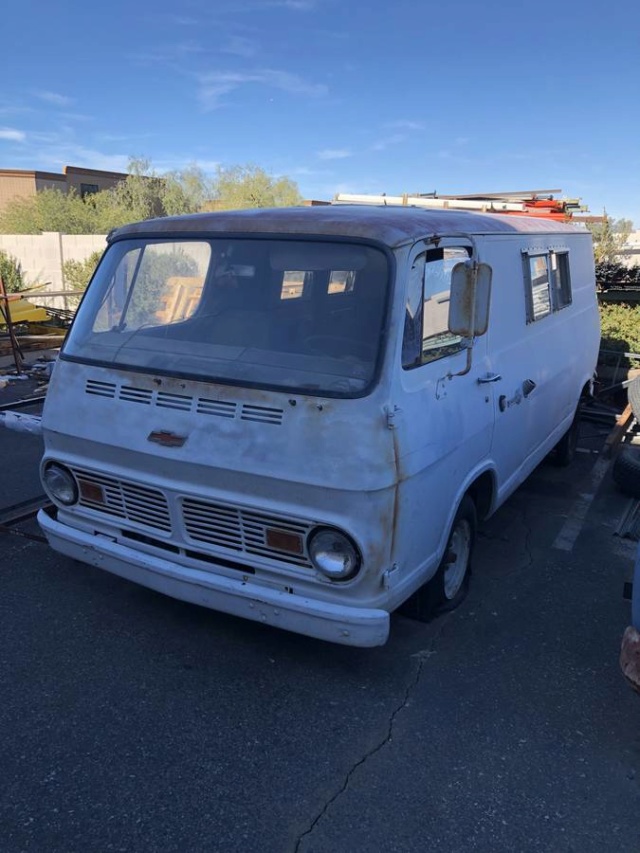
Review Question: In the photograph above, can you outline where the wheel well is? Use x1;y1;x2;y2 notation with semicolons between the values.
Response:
468;471;495;521
581;379;594;402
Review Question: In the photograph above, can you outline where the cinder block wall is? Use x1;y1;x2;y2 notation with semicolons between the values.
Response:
0;233;107;305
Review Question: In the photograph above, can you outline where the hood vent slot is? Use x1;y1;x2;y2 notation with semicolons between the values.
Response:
156;392;192;412
85;380;116;398
85;379;284;425
120;386;153;405
197;398;238;418
241;405;284;425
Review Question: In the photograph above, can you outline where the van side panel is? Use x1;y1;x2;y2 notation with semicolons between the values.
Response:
483;232;599;504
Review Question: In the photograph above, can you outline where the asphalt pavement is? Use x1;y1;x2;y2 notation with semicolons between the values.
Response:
1;411;639;853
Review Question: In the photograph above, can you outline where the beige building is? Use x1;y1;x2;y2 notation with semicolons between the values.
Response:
0;165;128;213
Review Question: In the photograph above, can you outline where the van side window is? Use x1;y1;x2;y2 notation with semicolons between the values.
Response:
551;251;572;310
524;250;572;322
525;254;552;322
402;247;469;369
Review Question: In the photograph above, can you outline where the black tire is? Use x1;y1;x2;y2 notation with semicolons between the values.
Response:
553;409;580;467
629;377;640;422
400;495;477;623
612;445;640;499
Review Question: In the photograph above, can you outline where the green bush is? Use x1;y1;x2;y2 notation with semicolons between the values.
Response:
599;302;640;367
0;250;25;293
63;250;103;293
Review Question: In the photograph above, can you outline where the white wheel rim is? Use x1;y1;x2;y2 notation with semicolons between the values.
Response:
444;520;471;600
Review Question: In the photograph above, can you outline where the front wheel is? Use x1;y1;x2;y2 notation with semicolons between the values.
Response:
400;495;477;622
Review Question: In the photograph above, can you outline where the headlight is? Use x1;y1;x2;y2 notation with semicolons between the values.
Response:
43;463;78;506
307;527;361;581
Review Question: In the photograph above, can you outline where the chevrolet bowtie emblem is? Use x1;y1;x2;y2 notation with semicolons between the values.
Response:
147;430;187;447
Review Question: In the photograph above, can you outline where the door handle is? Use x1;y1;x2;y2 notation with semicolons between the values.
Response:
477;373;502;384
522;378;536;398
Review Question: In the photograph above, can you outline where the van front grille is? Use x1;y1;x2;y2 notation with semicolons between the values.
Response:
68;466;314;570
182;497;313;567
70;468;171;533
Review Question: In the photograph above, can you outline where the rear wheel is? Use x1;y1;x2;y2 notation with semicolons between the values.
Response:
401;495;477;622
553;408;580;467
612;445;640;499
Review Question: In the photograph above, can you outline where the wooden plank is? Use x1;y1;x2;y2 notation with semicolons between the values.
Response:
0;339;61;357
603;403;635;458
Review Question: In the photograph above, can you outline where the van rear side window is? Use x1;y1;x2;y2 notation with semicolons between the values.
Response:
524;250;572;323
551;251;572;310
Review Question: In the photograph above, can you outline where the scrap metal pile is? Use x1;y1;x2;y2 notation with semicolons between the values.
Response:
333;188;590;221
0;280;70;369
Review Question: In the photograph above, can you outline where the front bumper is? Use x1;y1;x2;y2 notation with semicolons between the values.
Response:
38;509;390;647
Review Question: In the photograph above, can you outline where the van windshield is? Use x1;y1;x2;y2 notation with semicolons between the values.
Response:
63;238;389;397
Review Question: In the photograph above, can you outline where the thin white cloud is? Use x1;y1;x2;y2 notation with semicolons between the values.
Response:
17;137;130;172
0;105;34;118
168;14;200;25
0;127;26;142
222;36;258;58
317;148;352;160
134;41;204;65
385;120;424;131
198;69;327;109
370;133;406;152
269;0;317;8
33;91;74;107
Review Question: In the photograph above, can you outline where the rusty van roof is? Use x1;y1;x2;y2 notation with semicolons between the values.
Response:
109;205;587;249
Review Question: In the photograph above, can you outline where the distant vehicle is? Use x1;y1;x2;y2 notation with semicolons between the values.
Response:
37;205;600;646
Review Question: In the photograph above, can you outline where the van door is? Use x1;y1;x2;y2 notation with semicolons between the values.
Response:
485;245;572;502
392;241;494;581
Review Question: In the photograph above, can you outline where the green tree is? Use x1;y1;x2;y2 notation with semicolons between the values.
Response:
599;303;640;367
0;187;101;234
0;159;303;234
0;250;25;292
207;164;302;211
63;250;103;293
162;165;215;215
588;212;633;264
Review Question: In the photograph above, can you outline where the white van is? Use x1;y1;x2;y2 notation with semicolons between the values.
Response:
38;205;600;646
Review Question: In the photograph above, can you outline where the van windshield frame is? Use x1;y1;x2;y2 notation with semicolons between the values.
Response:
61;235;393;399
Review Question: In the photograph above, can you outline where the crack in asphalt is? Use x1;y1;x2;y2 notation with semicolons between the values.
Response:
517;505;535;572
292;619;449;853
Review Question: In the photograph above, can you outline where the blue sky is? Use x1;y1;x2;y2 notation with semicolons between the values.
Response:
2;0;639;223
